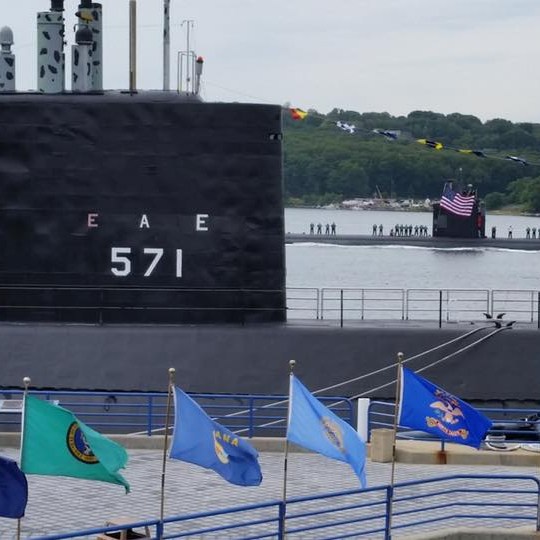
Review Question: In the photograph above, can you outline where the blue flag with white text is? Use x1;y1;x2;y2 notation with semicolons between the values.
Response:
398;367;492;448
0;456;28;519
287;375;367;487
169;386;262;487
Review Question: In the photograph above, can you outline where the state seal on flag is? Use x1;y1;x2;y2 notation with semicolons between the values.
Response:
321;417;345;453
66;422;99;464
213;432;230;464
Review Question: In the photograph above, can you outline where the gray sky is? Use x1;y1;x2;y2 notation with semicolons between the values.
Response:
6;0;540;123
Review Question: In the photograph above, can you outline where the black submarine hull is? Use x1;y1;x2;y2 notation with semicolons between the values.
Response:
0;321;537;407
285;234;540;250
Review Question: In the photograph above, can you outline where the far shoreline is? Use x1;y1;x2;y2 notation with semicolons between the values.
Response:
285;205;539;218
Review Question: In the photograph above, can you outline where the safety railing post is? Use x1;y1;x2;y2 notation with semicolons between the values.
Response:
278;501;286;539
537;291;540;330
384;485;393;540
248;397;254;438
156;520;164;539
147;395;153;436
340;289;344;328
316;288;320;319
536;485;540;531
405;289;409;320
439;290;442;328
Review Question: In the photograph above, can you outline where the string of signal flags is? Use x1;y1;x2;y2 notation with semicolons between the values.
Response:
288;107;540;168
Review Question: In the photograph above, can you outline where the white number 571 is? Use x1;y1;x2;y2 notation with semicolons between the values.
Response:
111;247;182;277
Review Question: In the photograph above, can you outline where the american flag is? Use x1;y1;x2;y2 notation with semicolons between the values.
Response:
440;185;475;217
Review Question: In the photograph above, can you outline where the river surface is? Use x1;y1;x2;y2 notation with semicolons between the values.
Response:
284;208;540;290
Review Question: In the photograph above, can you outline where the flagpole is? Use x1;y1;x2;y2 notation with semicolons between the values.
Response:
281;359;295;538
387;352;404;540
159;367;175;540
17;376;31;540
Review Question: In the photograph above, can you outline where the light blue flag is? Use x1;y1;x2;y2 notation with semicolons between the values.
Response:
398;367;492;448
287;375;367;488
169;386;262;487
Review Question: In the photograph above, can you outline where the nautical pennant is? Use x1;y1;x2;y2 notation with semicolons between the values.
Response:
283;106;540;166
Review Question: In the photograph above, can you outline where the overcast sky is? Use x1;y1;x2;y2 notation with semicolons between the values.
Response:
6;0;540;123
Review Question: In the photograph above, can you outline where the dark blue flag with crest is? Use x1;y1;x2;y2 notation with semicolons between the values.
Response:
398;367;492;448
169;386;262;487
0;456;28;519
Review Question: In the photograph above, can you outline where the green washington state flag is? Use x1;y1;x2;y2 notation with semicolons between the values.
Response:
21;395;130;493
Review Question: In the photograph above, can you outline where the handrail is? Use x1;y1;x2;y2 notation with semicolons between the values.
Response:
319;287;540;325
30;474;540;539
2;390;537;444
0;389;355;436
0;285;540;325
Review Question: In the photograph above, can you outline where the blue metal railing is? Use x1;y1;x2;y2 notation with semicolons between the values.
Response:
3;391;538;443
0;389;355;436
29;474;540;539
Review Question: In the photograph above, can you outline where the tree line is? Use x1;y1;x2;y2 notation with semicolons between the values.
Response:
283;109;540;212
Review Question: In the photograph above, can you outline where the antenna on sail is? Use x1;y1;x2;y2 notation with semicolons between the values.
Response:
0;26;15;92
37;0;66;93
129;0;137;92
176;19;203;95
163;0;171;90
75;0;103;92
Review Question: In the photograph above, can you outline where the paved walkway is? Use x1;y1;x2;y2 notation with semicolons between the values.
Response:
0;443;538;539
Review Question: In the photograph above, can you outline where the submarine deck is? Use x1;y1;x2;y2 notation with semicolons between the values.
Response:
0;318;537;406
286;234;540;250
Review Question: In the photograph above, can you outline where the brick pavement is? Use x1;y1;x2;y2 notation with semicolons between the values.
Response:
0;446;538;539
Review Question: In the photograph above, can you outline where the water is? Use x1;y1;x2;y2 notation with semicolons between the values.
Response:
285;208;540;290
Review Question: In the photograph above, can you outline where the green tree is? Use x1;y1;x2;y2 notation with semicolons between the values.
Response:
282;107;540;206
484;192;506;210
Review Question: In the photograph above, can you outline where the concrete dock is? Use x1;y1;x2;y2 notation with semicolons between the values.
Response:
0;435;538;539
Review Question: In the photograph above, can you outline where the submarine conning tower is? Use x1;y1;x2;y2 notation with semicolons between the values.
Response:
432;183;486;239
0;2;285;325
